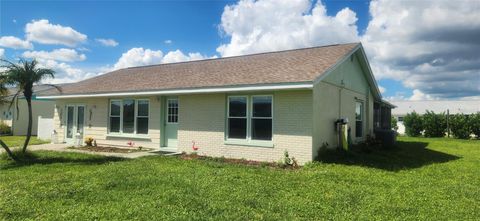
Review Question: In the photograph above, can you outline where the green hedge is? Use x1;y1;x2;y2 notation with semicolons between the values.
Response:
403;112;423;137
470;112;480;138
423;111;447;137
449;114;471;139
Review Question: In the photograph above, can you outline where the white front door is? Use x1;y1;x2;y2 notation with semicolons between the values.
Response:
65;105;85;144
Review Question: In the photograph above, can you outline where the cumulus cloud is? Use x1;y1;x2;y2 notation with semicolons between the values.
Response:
22;48;86;62
95;38;119;47
25;19;87;47
362;0;480;99
0;36;33;49
35;58;99;84
113;47;213;70
217;0;360;56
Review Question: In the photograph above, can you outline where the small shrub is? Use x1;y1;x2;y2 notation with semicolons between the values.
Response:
84;137;94;146
315;142;329;161
423;111;447;137
0;122;11;135
449;114;471;139
403;112;423;137
279;150;298;168
469;112;480;138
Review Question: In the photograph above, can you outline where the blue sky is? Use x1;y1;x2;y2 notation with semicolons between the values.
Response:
1;0;479;100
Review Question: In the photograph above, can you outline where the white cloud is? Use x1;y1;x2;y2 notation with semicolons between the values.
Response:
164;40;173;44
36;59;99;84
95;38;119;47
113;48;164;70
362;0;480;99
0;48;4;57
113;48;213;70
378;86;386;94
22;48;86;62
25;19;87;47
12;19;17;23
217;0;359;56
409;89;435;101
0;36;33;49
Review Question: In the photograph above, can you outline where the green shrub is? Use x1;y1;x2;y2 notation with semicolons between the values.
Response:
449;114;471;139
0;122;11;135
403;112;423;137
469;112;480;138
423;111;447;137
391;116;398;131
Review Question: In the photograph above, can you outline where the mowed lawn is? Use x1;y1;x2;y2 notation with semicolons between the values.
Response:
0;137;479;220
0;136;49;147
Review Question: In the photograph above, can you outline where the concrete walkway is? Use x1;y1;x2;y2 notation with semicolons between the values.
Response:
1;143;177;159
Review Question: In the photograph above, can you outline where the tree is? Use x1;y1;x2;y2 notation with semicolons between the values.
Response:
391;116;398;131
423;110;447;137
403;112;423;137
0;59;58;159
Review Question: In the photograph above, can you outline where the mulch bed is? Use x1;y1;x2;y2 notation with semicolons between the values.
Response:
71;146;148;153
180;153;299;169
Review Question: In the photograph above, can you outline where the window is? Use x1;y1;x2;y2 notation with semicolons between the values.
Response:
109;99;149;134
228;97;247;139
397;116;404;122
251;96;272;140
355;101;363;137
137;100;149;134
227;95;273;141
109;101;121;133
167;99;178;123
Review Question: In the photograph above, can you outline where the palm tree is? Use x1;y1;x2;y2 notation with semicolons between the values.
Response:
0;59;58;158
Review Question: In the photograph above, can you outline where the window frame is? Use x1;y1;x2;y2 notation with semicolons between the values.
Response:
250;95;273;141
226;95;274;144
108;99;150;135
166;98;179;124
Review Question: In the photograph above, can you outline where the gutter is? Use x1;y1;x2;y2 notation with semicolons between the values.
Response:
37;82;314;99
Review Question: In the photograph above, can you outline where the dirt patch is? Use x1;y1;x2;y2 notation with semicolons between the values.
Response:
70;146;149;153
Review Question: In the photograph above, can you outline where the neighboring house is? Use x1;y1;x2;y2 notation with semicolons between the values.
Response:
0;85;58;136
38;43;393;164
392;100;480;134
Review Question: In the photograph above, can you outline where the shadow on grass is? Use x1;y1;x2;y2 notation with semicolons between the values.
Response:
0;151;126;170
316;141;460;171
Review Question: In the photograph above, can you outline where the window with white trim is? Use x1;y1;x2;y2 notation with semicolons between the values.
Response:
227;95;273;141
355;101;363;137
167;99;178;123
109;99;149;134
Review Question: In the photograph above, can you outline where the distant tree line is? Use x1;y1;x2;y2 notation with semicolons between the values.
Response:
401;111;480;139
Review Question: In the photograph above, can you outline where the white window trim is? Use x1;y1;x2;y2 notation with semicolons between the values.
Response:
108;99;150;135
355;101;364;138
166;98;179;124
226;95;273;145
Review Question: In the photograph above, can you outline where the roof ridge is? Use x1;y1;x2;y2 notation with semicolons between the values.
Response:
122;42;360;70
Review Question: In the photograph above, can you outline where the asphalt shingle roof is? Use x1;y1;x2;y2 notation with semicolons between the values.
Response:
45;43;359;96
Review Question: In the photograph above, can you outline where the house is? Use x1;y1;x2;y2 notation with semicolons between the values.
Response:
0;85;57;136
37;43;393;164
392;100;480;134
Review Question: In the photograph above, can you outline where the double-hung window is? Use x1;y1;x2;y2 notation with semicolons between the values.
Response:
355;101;363;137
109;99;149;135
227;95;273;142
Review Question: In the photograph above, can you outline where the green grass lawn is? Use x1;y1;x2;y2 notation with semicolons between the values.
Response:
0;137;479;220
0;136;49;147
